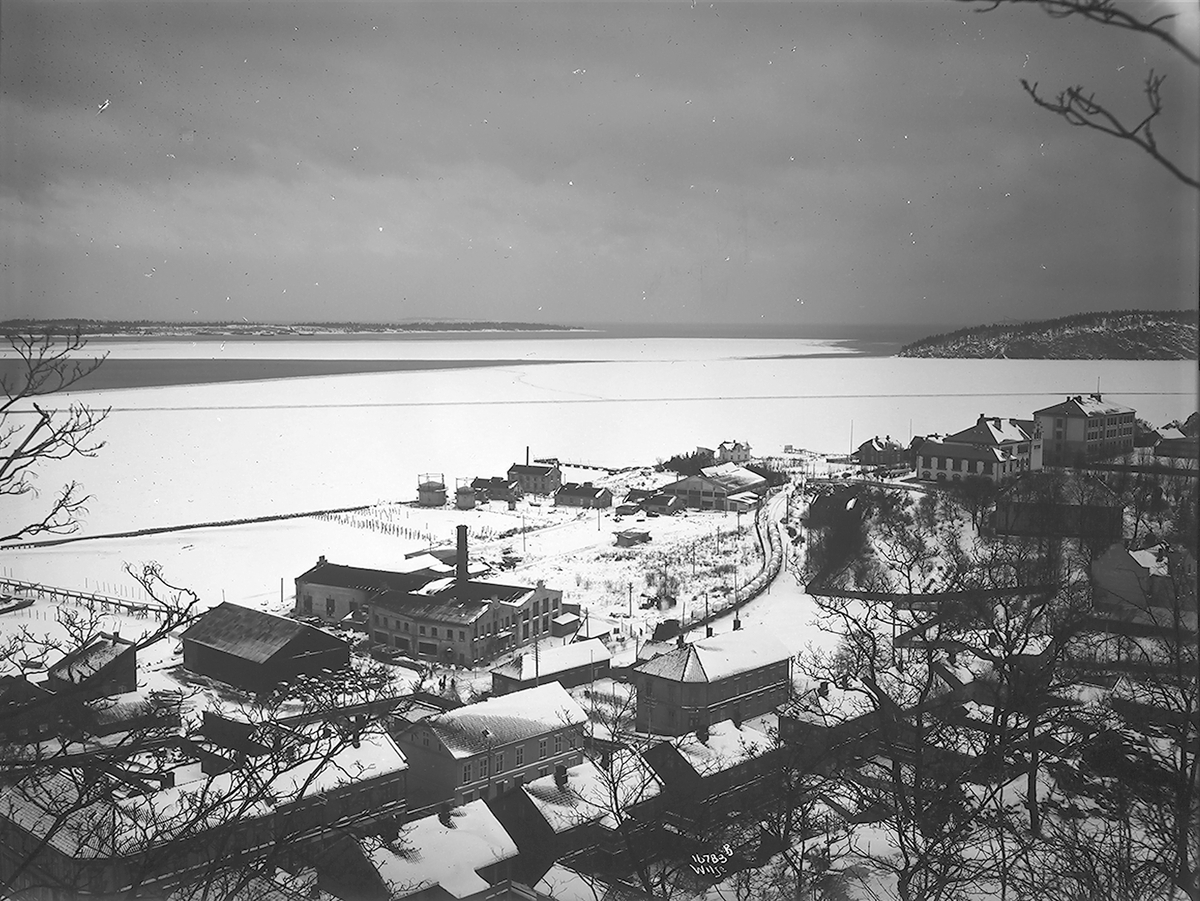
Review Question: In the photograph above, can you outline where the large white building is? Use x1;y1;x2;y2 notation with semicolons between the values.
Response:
1034;394;1136;466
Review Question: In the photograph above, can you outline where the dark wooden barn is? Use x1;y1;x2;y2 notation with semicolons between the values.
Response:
180;603;350;693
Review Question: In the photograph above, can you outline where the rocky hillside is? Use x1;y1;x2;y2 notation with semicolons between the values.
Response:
898;310;1198;359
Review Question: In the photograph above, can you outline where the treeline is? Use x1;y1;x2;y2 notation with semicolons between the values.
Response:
898;308;1198;359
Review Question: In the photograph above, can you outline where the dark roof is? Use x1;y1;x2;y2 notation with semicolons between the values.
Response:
508;463;560;476
555;482;612;500
179;603;342;664
622;488;655;503
296;560;436;594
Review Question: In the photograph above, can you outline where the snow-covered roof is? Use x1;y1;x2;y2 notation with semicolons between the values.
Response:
699;462;767;493
1034;394;1135;418
1130;545;1170;577
633;627;791;683
419;682;588;759
363;799;518;898
536;864;616;901
670;721;775;777
916;438;1008;463
490;638;611;682
945;415;1034;447
522;751;662;833
46;634;133;684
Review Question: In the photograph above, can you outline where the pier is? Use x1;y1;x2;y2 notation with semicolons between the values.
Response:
0;577;166;619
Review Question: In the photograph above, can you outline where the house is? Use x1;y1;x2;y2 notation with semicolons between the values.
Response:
507;463;563;496
0;725;408;899
1084;544;1198;646
1034;394;1136;466
44;631;138;701
392;682;588;808
316;801;521;901
992;472;1124;544
488;751;663;886
179;602;351;693
643;493;684;516
0;675;65;743
472;477;525;503
944;414;1043;471
852;437;907;469
716;441;751;465
554;483;613;509
490;639;612;696
641;721;779;832
631;627;792;735
295;556;446;623
659;463;767;512
1154;425;1199;461
368;527;564;667
915;439;1024;484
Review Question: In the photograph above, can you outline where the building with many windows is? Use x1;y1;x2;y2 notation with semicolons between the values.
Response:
1034;394;1136;466
294;557;445;624
393;682;588;808
915;413;1042;483
659;463;767;512
632;627;792;735
507;462;563;496
368;527;563;666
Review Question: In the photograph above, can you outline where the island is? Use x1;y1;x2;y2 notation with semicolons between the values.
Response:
898;309;1198;360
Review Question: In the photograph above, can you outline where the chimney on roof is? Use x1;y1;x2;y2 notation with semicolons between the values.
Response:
706;625;713;638
733;616;742;631
554;763;568;787
818;680;829;697
526;446;530;466
696;722;709;743
456;525;468;583
318;555;326;565
676;634;686;647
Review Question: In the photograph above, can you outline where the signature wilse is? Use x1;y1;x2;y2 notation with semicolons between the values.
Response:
689;844;733;877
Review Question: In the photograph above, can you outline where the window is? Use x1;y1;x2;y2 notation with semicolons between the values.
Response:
459;630;465;641
403;621;410;632
303;596;312;612
373;613;380;625
418;641;437;656
419;625;426;635
937;458;946;470
431;627;438;638
515;745;524;766
463;761;473;783
554;734;563;754
480;755;489;778
326;598;336;616
539;766;550;779
539;738;547;759
495;752;504;773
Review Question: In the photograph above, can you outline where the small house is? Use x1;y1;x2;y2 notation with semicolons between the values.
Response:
490;639;611;695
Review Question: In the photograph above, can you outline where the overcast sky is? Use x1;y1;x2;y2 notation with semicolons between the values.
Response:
3;1;1197;328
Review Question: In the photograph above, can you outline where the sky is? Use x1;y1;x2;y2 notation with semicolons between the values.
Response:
2;0;1197;329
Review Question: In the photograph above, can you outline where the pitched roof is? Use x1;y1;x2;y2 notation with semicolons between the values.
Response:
522;753;661;832
633;627;792;683
555;482;612;501
1034;394;1136;418
372;589;490;625
46;633;133;684
179;603;340;664
915;438;1008;463
945;416;1034;447
697;463;767;494
362;800;518;898
490;639;611;682
669;721;775;777
296;560;436;594
508;463;559;476
418;682;588;759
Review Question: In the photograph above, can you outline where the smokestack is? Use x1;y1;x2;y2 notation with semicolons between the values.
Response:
456;525;468;583
526;446;530;466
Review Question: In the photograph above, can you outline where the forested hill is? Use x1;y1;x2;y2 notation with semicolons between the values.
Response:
898;310;1198;360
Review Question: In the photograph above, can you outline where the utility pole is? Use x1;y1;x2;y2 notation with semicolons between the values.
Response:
628;582;633;618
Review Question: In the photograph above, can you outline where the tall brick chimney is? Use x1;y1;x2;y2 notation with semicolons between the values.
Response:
456;524;468;583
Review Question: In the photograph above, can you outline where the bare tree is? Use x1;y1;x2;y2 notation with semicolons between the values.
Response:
1;329;110;543
962;0;1200;190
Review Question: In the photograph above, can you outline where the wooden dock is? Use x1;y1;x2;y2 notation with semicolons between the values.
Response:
0;576;166;618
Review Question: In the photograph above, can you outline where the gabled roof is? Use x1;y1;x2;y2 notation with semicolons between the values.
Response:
697;463;767;494
945;415;1034;447
362;800;517;898
372;589;489;625
1034;394;1135;418
555;482;612;501
296;559;436;594
491;639;611;682
415;682;588;759
46;633;134;685
508;463;560;476
179;603;342;664
522;753;661;832
668;721;775;777
633;627;791;683
915;438;1008;463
